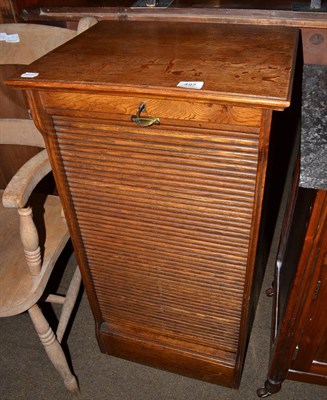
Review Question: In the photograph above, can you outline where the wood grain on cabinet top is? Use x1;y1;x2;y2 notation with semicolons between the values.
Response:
7;21;298;109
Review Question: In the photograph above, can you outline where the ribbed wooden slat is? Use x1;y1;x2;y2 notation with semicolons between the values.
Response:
55;129;259;167
79;218;250;255
80;226;248;264
64;160;256;190
53;115;259;362
74;196;253;232
69;184;253;217
83;241;247;284
83;246;246;283
69;180;254;213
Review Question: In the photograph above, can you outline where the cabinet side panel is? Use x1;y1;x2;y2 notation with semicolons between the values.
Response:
25;90;105;327
233;109;272;386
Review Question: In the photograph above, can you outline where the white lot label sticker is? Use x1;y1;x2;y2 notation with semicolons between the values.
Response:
5;33;20;43
177;81;204;90
21;72;39;78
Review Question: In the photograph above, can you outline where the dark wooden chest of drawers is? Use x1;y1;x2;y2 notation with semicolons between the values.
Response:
7;21;298;388
258;64;327;397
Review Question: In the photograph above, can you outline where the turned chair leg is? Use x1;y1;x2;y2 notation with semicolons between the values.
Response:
28;304;80;397
56;267;82;343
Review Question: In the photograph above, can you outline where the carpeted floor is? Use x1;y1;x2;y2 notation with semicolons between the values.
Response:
1;134;326;400
1;238;326;400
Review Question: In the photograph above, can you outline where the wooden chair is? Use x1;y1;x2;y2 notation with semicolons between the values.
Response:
0;17;97;397
0;17;98;186
0;122;82;395
0;17;98;65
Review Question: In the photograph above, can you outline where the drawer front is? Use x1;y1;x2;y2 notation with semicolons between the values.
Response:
44;92;263;365
41;91;262;131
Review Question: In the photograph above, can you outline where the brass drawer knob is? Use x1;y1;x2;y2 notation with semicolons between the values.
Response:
131;102;160;127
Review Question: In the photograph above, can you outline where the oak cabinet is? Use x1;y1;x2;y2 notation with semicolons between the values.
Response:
7;21;298;388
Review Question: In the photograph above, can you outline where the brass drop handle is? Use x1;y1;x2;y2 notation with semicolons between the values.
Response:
131;102;160;127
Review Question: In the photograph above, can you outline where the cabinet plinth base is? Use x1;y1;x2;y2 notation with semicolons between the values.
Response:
97;324;237;388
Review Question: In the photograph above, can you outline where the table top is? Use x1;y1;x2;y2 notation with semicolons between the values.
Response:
16;0;298;9
7;21;298;109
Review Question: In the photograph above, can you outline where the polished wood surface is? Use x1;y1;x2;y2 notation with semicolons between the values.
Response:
10;1;326;29
13;0;300;10
289;191;327;384
258;188;327;396
8;21;298;109
7;21;299;388
302;28;327;65
5;1;324;67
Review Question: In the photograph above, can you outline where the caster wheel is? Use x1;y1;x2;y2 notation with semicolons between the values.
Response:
257;380;281;397
257;387;271;398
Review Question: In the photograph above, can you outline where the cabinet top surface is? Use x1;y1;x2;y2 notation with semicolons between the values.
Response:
8;21;298;108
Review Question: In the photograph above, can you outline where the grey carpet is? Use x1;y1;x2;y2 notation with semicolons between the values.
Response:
1;164;326;400
1;245;326;400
